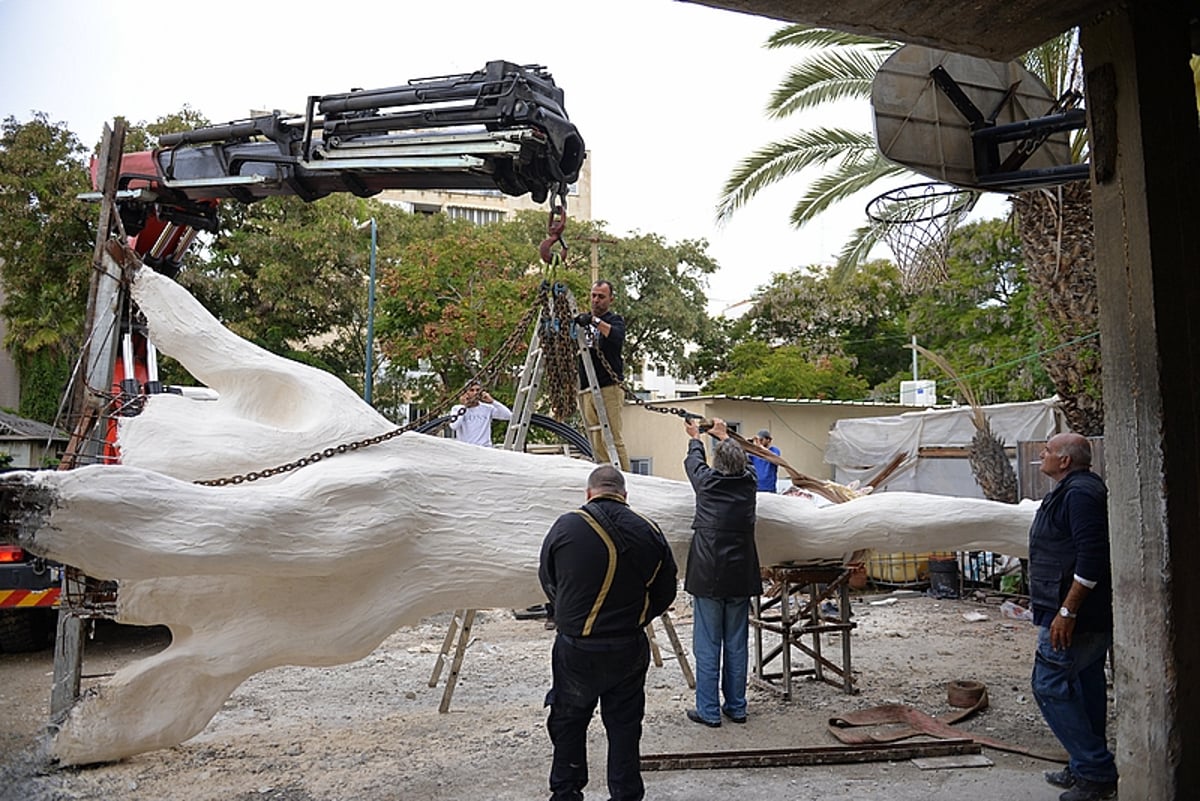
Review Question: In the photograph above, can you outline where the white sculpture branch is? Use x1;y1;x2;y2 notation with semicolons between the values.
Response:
0;267;1036;766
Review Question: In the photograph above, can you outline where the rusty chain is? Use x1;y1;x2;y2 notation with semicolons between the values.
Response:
589;340;704;424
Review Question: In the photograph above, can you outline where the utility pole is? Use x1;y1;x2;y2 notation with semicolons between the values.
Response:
584;235;616;285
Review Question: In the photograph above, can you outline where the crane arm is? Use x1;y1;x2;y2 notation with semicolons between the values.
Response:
87;60;585;238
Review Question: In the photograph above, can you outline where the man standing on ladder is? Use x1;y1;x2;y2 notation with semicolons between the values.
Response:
575;280;629;470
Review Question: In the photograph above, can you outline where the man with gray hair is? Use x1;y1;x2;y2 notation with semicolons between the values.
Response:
682;417;760;727
539;465;678;801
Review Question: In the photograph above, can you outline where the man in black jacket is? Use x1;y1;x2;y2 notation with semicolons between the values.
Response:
539;465;678;801
1029;433;1117;801
576;279;629;470
682;417;760;728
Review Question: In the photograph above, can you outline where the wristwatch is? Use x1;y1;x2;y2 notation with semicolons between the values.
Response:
1059;606;1077;619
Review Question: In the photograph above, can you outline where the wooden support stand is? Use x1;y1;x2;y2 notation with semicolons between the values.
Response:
428;609;694;712
646;612;695;689
750;564;857;697
427;609;477;714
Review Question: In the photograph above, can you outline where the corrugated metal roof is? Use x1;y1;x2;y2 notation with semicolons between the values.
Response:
0;410;69;441
664;394;909;408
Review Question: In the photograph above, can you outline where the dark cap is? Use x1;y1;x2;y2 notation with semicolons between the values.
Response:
757;429;772;439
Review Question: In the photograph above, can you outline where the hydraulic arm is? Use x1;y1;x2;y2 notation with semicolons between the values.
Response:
90;60;585;250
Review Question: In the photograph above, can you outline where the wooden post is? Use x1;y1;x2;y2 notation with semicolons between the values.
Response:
584;236;615;285
51;119;128;718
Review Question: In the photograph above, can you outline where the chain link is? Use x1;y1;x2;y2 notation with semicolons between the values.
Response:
588;342;703;423
542;281;584;420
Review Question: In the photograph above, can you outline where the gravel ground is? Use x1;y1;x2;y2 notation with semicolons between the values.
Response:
0;591;1107;801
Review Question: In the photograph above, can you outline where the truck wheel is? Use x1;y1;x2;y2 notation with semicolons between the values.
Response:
0;608;55;653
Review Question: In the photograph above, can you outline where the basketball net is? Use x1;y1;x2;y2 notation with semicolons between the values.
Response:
866;182;980;291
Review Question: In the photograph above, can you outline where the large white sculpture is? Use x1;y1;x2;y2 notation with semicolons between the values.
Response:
1;267;1036;766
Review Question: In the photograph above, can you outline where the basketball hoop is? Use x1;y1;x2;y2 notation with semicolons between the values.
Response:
866;181;979;290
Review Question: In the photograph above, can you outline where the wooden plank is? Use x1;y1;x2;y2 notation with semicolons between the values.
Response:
641;738;981;771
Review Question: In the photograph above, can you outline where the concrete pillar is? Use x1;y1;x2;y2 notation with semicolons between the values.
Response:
1080;5;1200;799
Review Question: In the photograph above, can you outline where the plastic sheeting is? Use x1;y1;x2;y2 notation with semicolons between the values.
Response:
826;398;1065;498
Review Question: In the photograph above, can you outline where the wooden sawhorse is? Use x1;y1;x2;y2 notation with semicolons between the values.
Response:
750;563;857;697
429;609;694;712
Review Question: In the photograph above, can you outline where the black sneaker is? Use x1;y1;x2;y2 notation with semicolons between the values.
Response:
1059;777;1117;801
686;709;720;728
721;709;747;724
1045;767;1075;788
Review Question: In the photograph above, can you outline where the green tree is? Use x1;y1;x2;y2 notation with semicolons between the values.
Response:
746;259;911;388
373;210;720;410
704;340;868;400
373;211;545;401
885;218;1054;403
0;114;93;423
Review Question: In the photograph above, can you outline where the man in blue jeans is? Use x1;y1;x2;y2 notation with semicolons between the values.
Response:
1029;433;1117;801
682;417;760;727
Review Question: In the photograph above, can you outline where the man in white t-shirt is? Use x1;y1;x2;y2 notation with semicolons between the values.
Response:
448;380;512;447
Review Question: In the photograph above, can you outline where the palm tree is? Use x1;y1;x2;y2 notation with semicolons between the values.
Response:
722;26;1108;435
716;28;906;276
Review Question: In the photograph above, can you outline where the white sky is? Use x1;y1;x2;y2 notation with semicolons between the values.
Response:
0;0;1004;315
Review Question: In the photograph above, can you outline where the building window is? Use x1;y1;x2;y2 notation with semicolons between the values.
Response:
447;206;505;225
629;458;652;476
655;364;666;377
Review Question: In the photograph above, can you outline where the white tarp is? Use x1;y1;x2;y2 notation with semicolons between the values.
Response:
825;398;1066;498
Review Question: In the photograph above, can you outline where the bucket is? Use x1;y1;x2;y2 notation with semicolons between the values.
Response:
928;556;959;598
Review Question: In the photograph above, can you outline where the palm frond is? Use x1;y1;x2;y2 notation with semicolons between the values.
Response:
832;222;886;280
768;50;890;117
787;156;906;228
766;25;895;51
717;130;879;223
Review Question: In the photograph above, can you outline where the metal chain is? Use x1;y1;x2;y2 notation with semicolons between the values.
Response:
195;282;550;487
542;281;584;420
589;343;703;423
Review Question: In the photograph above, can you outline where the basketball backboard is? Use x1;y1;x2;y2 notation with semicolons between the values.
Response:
872;44;1086;192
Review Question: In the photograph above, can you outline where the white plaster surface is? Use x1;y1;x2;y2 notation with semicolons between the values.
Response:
17;268;1037;765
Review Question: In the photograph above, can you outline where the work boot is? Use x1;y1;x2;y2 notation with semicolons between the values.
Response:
1059;776;1117;801
1045;766;1075;788
686;709;720;728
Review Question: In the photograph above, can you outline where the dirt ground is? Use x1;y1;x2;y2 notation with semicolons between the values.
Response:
0;590;1107;801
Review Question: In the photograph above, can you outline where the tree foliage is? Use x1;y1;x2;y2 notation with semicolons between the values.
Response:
0;114;93;422
747;259;910;388
706;219;1053;404
373;211;544;399
705;340;868;400
373;210;720;413
893;218;1054;404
